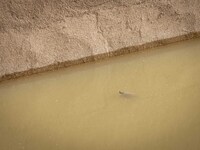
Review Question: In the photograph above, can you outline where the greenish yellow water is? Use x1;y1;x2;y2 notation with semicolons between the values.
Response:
0;38;200;150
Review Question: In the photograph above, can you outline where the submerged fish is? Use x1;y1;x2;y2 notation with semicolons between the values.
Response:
119;91;134;97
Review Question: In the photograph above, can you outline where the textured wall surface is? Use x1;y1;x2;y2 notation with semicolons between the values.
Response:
0;0;200;81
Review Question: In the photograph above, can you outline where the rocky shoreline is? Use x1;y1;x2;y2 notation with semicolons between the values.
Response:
0;0;200;82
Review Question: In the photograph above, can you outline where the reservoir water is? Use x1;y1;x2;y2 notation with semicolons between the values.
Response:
0;38;200;150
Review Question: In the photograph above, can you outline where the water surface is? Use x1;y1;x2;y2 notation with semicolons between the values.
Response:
0;38;200;150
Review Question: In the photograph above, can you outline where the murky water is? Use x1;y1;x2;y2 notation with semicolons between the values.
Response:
0;38;200;150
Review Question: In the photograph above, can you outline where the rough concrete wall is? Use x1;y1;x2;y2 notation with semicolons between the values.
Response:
0;0;200;81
